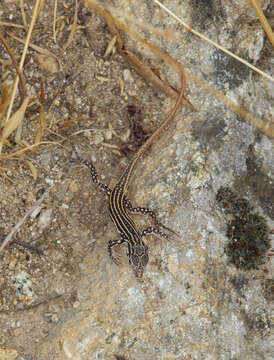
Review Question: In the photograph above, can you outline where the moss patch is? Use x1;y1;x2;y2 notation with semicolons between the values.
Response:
216;187;271;270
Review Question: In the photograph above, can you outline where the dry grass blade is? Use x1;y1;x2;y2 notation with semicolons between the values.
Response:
5;0;44;125
0;96;30;153
0;22;25;29
1;97;30;139
249;0;274;47
0;81;12;126
0;191;48;256
25;159;38;180
151;0;273;82
0;141;60;160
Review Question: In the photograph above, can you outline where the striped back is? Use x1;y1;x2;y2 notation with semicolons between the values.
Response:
109;184;142;245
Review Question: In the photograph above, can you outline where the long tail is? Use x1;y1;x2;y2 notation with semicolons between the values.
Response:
117;73;186;190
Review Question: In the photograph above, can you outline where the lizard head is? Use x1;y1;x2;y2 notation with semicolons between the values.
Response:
129;242;149;278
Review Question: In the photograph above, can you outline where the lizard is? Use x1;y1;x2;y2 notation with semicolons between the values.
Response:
76;73;185;277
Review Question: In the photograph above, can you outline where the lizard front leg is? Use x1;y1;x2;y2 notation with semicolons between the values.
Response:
74;147;112;196
108;236;127;265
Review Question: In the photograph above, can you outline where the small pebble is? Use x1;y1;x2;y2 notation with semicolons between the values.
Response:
38;209;52;229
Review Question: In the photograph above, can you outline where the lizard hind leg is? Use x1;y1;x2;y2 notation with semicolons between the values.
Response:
141;226;169;241
125;198;179;237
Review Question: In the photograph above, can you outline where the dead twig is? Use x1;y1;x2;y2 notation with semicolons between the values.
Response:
8;240;43;255
0;191;48;256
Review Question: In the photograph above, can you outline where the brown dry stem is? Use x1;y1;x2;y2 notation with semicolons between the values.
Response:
85;0;194;111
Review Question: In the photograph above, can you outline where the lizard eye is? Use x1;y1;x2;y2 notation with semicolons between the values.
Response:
142;254;149;266
131;254;140;266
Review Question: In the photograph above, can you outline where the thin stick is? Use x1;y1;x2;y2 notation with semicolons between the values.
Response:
12;240;43;255
0;191;48;255
151;0;273;82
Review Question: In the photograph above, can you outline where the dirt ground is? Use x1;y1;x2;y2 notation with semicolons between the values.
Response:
0;0;273;359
